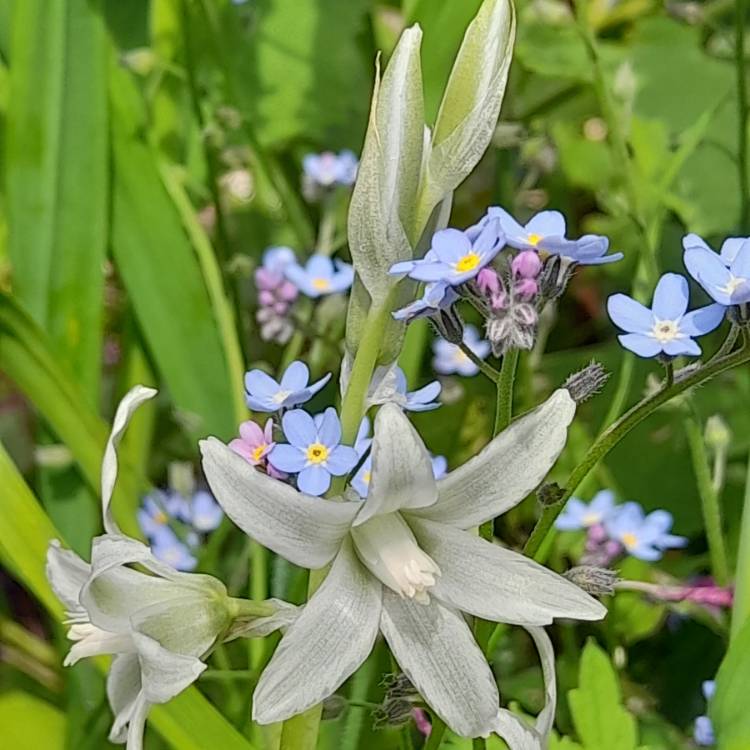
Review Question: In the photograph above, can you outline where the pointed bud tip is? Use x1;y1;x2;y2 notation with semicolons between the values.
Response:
563;361;610;404
564;566;618;596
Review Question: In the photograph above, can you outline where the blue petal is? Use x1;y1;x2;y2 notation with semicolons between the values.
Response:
281;361;310;391
191;491;223;532
430;228;472;264
662;338;701;357
472;218;504;255
306;254;335;278
246;394;276;412
652;273;689;320
304;371;332;401
730;240;750;278
317;407;342;447
281;409;317;448
554;498;588;530
267;443;307;473
680;304;725;337
628;543;663;562
682;233;714;254
408;261;456;283
245;369;281;398
720;237;748;265
524;210;566;238
297;465;331;496
617;333;663;357
684;245;731;291
284;264;318;297
590;490;616;516
325;445;359;475
607;294;653;334
389;259;417;276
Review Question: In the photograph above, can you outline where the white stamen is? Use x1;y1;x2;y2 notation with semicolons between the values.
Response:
272;389;291;404
719;275;747;295
650;319;681;343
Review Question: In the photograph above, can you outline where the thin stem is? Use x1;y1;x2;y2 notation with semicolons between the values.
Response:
710;324;740;361
201;669;255;681
524;342;750;562
424;717;447;750
494;348;519;435
684;414;730;585
736;0;750;232
732;455;750;641
458;341;500;383
663;360;674;387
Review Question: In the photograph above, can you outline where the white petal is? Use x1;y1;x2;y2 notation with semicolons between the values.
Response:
253;540;382;724
46;540;90;618
107;654;143;743
412;389;575;528
526;626;556;740
409;517;606;624
380;590;500;738
132;632;206;704
125;694;150;750
200;437;359;568
355;404;437;525
493;710;543;750
102;386;158;534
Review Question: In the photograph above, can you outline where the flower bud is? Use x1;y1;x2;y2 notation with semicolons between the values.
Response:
564;566;618;596
704;415;731;452
477;267;501;295
321;694;348;720
537;482;565;507
563;361;610;404
513;278;539;300
511;250;542;279
538;254;575;301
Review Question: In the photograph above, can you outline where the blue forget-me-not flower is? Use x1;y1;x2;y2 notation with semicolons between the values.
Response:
607;273;725;357
268;407;359;495
683;233;750;306
284;254;354;298
694;680;716;746
394;367;441;412
392;281;460;323
432;324;491;376
604;502;687;561
302;150;358;188
555;490;617;531
245;361;331;412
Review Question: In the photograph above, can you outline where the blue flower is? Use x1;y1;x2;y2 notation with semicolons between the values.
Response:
394;368;441;412
683;233;750;306
391;221;504;286
284;254;354;298
604;502;687;561
694;716;715;746
432;324;491;376
431;454;447;480
137;491;173;538
470;207;622;265
189;490;224;533
150;527;198;571
392;281;460;323
268;407;359;496
354;416;372;457
607;273;725;358
702;680;716;701
555;490;617;531
262;246;297;274
303;150;358;188
245;361;331;412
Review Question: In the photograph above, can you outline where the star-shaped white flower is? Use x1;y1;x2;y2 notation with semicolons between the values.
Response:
201;388;606;744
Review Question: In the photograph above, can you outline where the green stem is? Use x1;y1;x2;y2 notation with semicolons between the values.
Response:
424;716;447;750
684;414;730;585
248;544;269;671
524;341;750;562
458;341;500;383
201;669;255;682
494;349;519;435
732;455;750;641
737;0;750;232
710;324;740;361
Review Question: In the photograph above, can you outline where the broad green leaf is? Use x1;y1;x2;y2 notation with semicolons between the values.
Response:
568;640;638;750
6;0;108;399
0;691;65;749
515;22;591;83
417;0;515;228
712;619;750;750
0;442;256;750
0;293;142;536
109;60;236;440
347;24;424;305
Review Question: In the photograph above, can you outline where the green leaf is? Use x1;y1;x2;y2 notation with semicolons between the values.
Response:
347;24;424;305
109;60;236;440
712;619;750;750
0;691;65;749
568;640;638;750
417;0;515;229
0;439;257;750
6;0;108;399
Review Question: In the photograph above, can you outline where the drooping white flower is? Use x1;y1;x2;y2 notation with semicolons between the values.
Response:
47;386;296;750
201;388;606;746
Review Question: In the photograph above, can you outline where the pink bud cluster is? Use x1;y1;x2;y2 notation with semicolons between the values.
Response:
511;250;542;300
255;266;298;344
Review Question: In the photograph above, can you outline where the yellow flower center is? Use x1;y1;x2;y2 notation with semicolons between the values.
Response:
306;442;329;464
312;277;331;291
154;511;168;525
362;470;372;485
454;252;481;273
453;347;469;364
621;532;638;549
251;444;267;463
527;233;543;246
651;319;680;343
582;512;600;526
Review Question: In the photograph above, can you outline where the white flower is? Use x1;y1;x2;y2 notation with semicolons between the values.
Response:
201;389;606;746
47;386;295;750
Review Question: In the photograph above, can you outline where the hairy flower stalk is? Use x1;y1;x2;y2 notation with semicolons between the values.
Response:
201;389;605;745
46;387;296;750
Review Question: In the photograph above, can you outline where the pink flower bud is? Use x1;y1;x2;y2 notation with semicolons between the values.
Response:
511;250;542;279
259;290;275;306
588;523;608;544
476;267;501;295
273;302;288;315
255;268;279;291
278;281;299;302
514;278;539;300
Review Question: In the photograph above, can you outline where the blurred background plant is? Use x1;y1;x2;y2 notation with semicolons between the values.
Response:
1;0;750;748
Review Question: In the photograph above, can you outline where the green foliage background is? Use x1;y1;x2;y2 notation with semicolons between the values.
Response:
0;0;749;748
